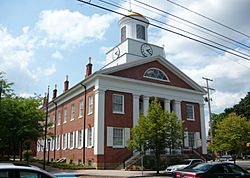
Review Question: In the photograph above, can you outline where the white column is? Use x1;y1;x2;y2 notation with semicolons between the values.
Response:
133;94;140;127
174;100;182;119
200;103;207;154
164;99;171;112
143;96;149;116
94;89;105;155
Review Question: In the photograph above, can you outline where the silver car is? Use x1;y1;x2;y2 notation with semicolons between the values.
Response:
0;162;56;178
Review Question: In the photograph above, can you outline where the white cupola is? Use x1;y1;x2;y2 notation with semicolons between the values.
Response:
119;12;149;42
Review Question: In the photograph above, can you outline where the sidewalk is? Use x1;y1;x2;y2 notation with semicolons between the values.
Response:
51;169;170;177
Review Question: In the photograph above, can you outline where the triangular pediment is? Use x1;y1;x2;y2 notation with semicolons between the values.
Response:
98;56;206;93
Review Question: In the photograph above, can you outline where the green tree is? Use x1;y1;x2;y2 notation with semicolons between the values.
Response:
128;99;184;174
0;73;45;160
212;113;250;162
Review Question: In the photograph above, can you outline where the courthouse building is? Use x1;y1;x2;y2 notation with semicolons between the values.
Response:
37;12;207;169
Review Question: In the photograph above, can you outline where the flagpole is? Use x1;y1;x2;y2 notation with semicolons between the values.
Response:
43;86;49;170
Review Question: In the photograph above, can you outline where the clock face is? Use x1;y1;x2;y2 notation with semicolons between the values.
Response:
141;43;153;57
112;47;120;60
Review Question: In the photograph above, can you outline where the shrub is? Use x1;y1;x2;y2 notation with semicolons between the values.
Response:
22;150;33;161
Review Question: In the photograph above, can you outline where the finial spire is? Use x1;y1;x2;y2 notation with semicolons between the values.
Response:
129;0;132;12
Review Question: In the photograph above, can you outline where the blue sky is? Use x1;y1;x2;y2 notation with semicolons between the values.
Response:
1;0;250;123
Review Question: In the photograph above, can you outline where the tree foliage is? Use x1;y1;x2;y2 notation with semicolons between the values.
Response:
128;98;184;173
212;113;250;157
0;73;45;160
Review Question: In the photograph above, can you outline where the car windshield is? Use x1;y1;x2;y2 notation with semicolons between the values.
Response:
191;164;213;171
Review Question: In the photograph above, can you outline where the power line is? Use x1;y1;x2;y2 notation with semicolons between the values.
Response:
134;0;250;50
165;0;250;39
98;0;250;59
119;0;246;52
76;0;250;61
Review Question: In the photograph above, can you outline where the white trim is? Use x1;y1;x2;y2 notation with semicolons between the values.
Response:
94;89;105;155
143;96;149;116
124;128;130;147
200;103;207;154
107;127;113;147
88;95;93;115
133;94;140;127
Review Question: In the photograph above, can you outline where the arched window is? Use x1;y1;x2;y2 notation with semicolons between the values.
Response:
143;68;170;82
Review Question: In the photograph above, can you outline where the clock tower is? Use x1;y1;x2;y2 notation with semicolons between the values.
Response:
105;12;165;68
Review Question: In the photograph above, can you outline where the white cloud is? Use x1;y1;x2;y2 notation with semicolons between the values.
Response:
36;10;116;47
52;50;63;60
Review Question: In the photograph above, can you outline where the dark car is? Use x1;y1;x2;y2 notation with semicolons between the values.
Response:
173;162;250;178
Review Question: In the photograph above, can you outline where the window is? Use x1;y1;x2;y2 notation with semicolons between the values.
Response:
63;108;67;123
56;135;60;150
188;132;195;148
136;24;145;40
187;104;195;120
79;100;83;118
77;130;82;148
70;132;74;149
71;104;75;120
113;94;124;113
144;68;169;81
113;128;123;147
121;26;126;42
57;111;61;125
87;128;93;147
88;96;93;114
62;134;67;149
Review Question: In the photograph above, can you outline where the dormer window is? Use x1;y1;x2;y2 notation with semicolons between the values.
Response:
121;26;126;42
136;24;145;40
144;68;169;82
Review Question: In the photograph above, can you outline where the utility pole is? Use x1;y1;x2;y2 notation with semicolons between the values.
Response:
202;77;215;143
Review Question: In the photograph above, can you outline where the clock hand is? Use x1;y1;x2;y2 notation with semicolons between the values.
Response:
146;49;152;55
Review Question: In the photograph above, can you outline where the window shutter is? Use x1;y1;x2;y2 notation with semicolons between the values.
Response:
184;132;189;148
91;127;94;147
81;129;84;148
73;131;75;148
195;132;201;148
76;131;78;148
107;127;113;147
68;133;70;149
85;129;88;147
124;128;130;147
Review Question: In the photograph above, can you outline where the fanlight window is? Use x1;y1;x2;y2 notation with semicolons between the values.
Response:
144;68;169;81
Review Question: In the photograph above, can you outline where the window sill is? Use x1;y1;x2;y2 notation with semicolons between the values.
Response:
70;118;74;121
78;116;83;119
112;111;125;115
112;145;125;148
88;112;93;116
187;118;195;121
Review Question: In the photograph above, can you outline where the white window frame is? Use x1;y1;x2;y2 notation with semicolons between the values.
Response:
186;104;195;121
47;115;50;128
52;114;55;128
63;108;67;123
112;94;124;114
69;132;74;149
57;111;61;126
143;67;170;82
62;133;67;150
87;127;93;147
113;128;124;148
77;130;83;148
70;104;75;121
88;96;93;115
78;100;83;118
188;132;195;148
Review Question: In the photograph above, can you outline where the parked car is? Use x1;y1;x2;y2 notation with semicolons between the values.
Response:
0;162;56;178
165;159;204;175
173;162;250;178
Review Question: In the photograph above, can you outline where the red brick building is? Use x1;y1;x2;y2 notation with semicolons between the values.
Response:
37;12;207;169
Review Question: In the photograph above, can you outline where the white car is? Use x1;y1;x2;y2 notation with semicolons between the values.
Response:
0;162;56;178
165;159;204;175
